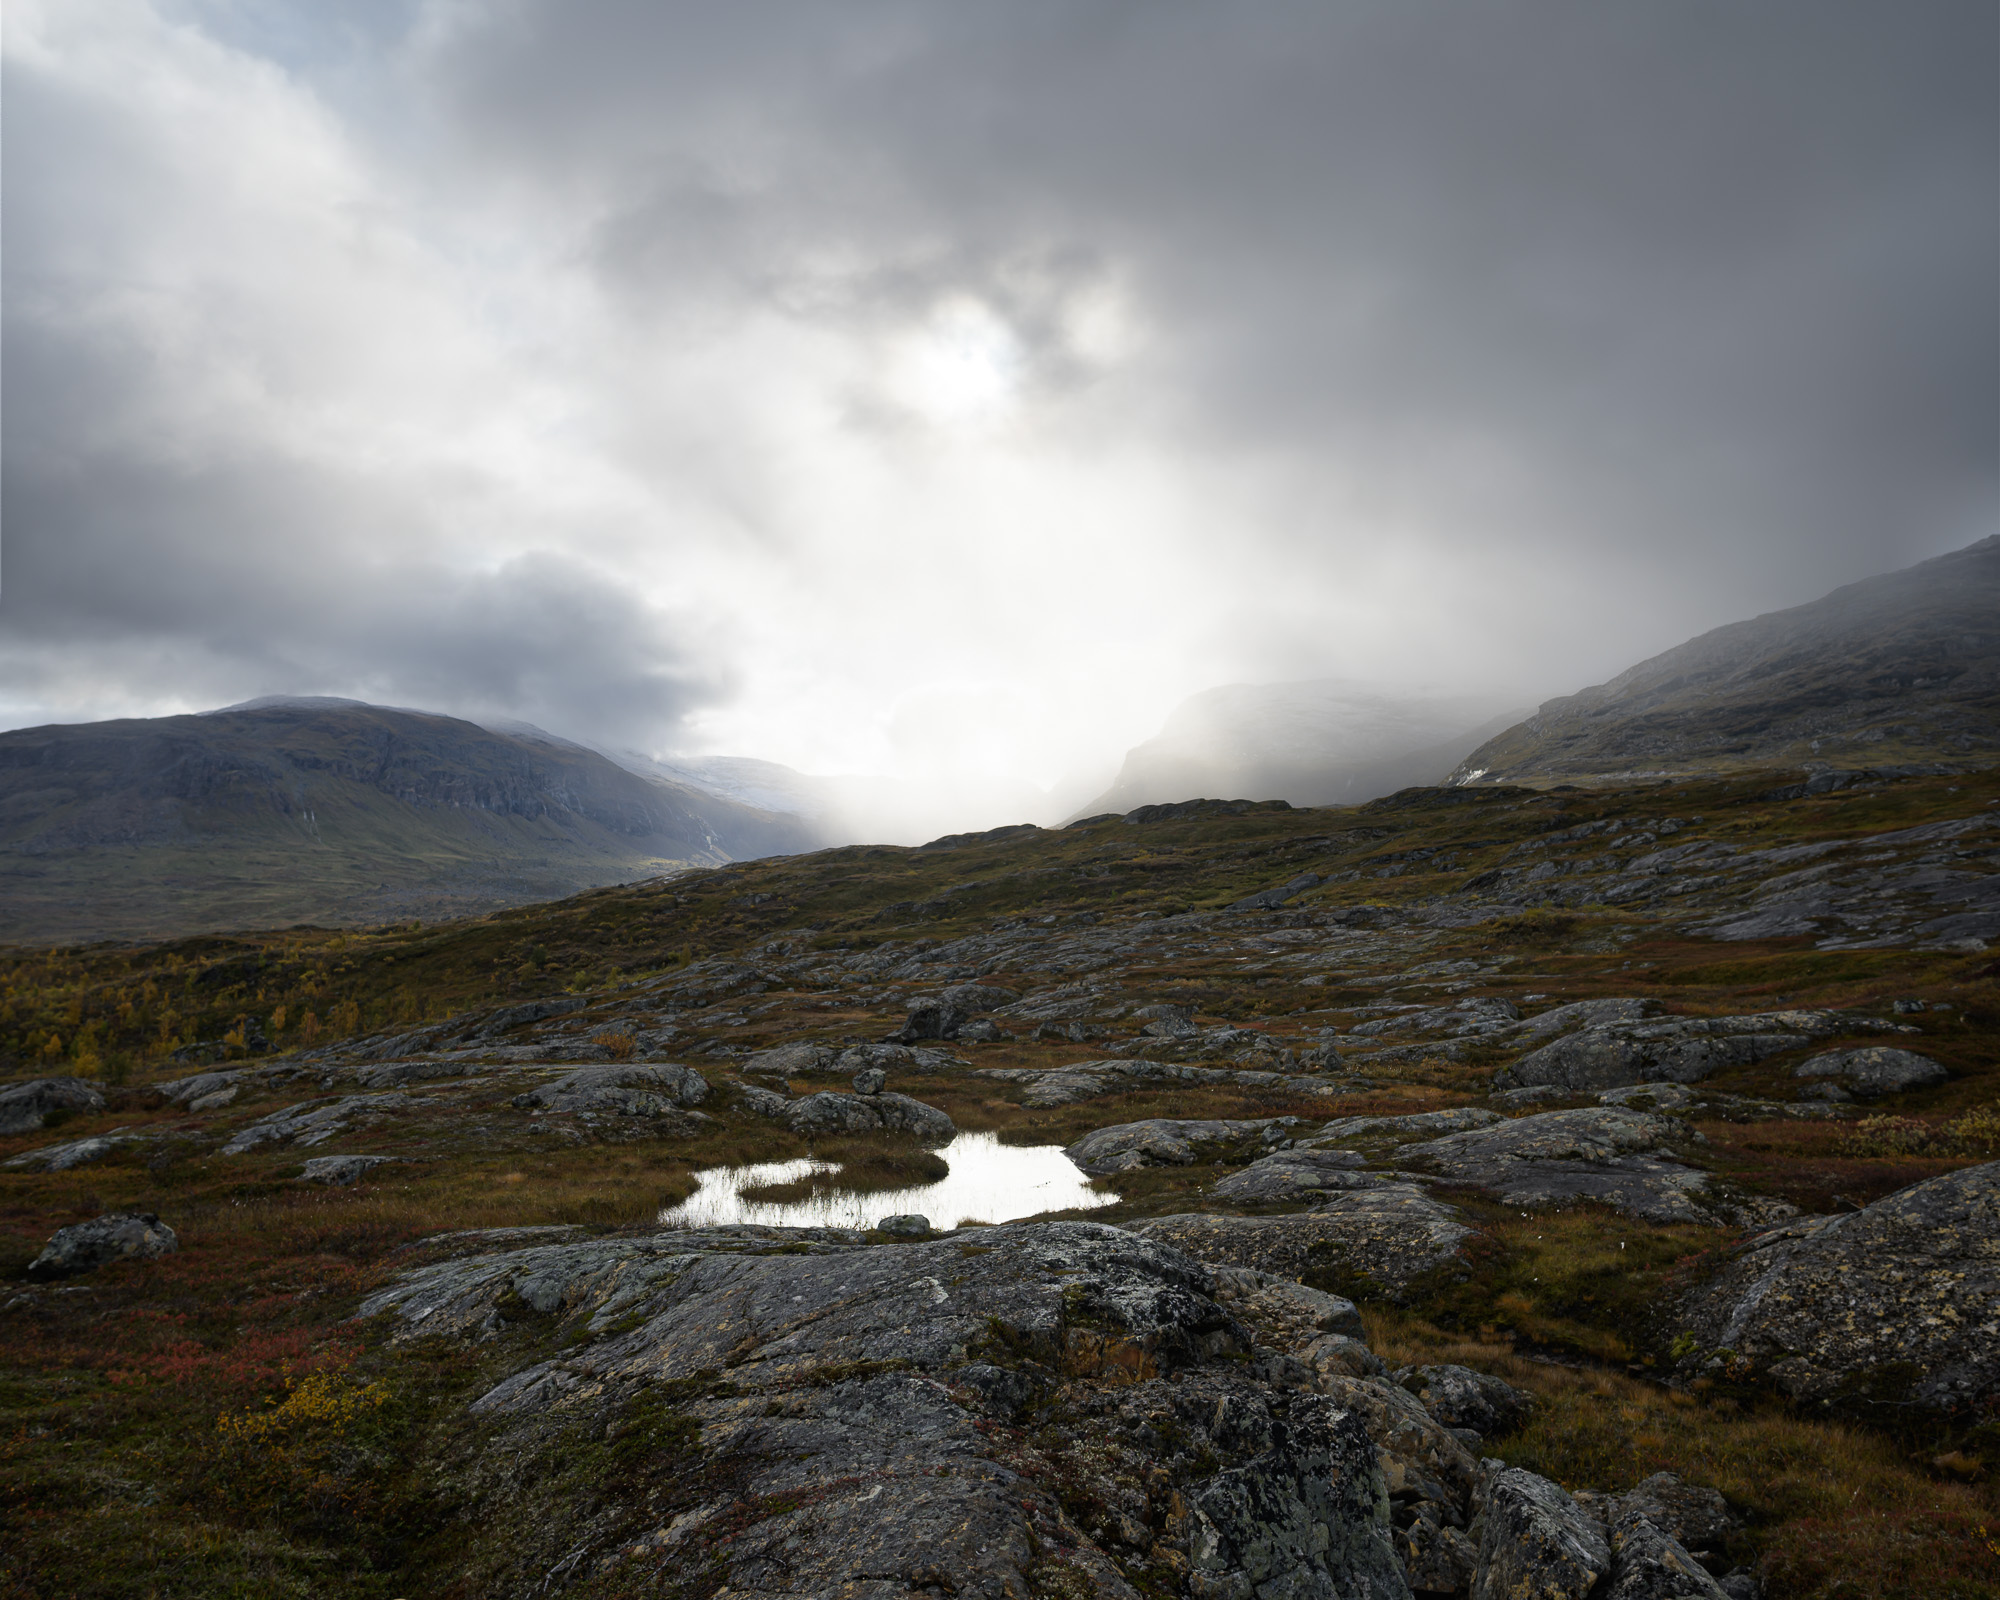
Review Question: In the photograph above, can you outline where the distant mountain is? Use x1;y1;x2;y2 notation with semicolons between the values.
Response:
1073;680;1532;817
0;699;817;943
1449;536;2000;786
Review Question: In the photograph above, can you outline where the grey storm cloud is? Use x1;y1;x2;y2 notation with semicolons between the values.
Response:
1;0;1993;784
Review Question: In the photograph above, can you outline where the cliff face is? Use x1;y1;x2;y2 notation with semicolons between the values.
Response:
1451;537;2000;785
0;700;818;942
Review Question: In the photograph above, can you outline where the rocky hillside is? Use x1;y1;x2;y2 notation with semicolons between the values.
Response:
1;766;1996;1596
1079;680;1529;816
1450;536;2000;787
0;699;817;943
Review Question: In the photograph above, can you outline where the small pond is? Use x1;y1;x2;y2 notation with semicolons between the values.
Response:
658;1131;1115;1232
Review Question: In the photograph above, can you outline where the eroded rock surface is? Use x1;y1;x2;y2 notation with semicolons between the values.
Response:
1674;1160;2000;1408
1212;1148;1391;1206
361;1220;1416;1600
1791;1046;1947;1097
509;1063;711;1116
1399;1108;1724;1225
1066;1118;1297;1177
28;1212;178;1280
1395;1365;1534;1438
1133;1189;1477;1297
0;1076;105;1136
1496;1011;1886;1093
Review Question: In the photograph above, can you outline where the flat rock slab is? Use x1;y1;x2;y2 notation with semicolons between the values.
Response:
359;1220;1412;1600
1132;1187;1477;1297
1304;1108;1505;1148
1212;1148;1395;1206
1399;1107;1720;1225
1496;1010;1900;1093
1065;1117;1296;1176
510;1063;711;1116
1792;1046;1947;1096
3;1132;139;1172
222;1091;438;1155
1673;1159;2000;1409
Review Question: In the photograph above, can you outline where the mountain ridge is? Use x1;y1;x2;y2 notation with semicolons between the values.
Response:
0;701;818;943
1450;536;2000;785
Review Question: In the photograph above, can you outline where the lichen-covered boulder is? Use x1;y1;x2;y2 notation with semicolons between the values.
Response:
1132;1187;1477;1298
1399;1107;1722;1225
785;1090;955;1145
1472;1467;1612;1600
28;1212;179;1280
1066;1118;1296;1176
1495;1010;1875;1093
1672;1160;2000;1408
1792;1046;1947;1097
1212;1148;1388;1205
510;1063;710;1115
1601;1498;1731;1600
1396;1365;1534;1438
356;1220;1413;1599
0;1076;105;1136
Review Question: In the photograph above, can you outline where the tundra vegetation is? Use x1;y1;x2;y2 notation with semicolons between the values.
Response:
1;766;1996;1598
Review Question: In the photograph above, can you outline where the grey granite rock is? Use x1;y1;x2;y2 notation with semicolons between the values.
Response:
876;1213;931;1237
1792;1046;1947;1096
851;1066;887;1095
784;1090;956;1145
743;1040;831;1077
1399;1107;1720;1224
1610;1473;1737;1568
1396;1365;1534;1438
298;1154;401;1186
510;1063;711;1116
0;1076;105;1136
3;1133;133;1172
1212;1148;1391;1206
1303;1108;1504;1148
358;1220;1411;1600
28;1212;178;1280
1472;1467;1612;1600
1066;1118;1298;1177
1672;1160;2000;1408
1132;1187;1477;1297
223;1092;436;1155
1601;1502;1730;1600
1496;1010;1885;1093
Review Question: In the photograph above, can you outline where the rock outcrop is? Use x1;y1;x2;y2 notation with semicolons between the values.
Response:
1495;1012;1871;1093
28;1212;179;1280
360;1220;1416;1599
1397;1107;1722;1225
1673;1160;2000;1408
0;1076;105;1136
509;1063;711;1116
1133;1189;1478;1297
1066;1118;1298;1177
1791;1046;1947;1097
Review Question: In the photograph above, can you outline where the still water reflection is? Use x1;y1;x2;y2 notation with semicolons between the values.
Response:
658;1131;1114;1231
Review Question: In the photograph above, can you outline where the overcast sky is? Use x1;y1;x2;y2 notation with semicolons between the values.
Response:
4;1;1994;799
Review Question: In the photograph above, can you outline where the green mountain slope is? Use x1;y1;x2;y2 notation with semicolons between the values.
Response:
1450;536;2000;785
0;700;818;943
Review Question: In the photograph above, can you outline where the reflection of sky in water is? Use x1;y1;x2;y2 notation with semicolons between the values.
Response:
659;1131;1114;1231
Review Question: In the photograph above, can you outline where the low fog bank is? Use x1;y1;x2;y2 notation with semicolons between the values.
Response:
599;677;1537;851
1071;680;1534;821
